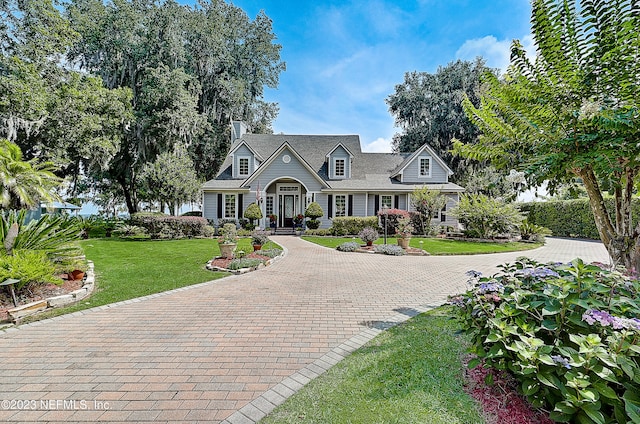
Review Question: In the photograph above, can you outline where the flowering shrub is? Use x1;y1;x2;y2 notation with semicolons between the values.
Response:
358;227;379;244
449;258;640;424
336;242;360;252
374;244;406;256
377;208;409;235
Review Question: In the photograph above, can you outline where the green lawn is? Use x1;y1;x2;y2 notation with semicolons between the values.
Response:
261;307;484;424
21;237;267;322
302;235;542;255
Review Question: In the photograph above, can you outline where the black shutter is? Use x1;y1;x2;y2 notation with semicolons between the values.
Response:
347;195;353;216
374;195;379;215
394;195;399;209
217;194;223;219
441;203;447;222
328;195;333;218
238;194;243;219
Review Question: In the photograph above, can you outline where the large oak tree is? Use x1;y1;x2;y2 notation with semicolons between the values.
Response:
453;0;640;269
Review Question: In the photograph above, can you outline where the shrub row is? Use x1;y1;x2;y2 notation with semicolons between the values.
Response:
520;198;640;240
330;216;379;236
130;213;211;239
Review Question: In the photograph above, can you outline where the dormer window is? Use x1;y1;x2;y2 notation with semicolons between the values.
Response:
334;159;345;177
238;157;250;177
419;157;431;177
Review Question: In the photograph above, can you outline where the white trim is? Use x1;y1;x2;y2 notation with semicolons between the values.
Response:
237;156;251;177
333;193;348;218
418;157;432;178
223;193;238;219
332;157;346;179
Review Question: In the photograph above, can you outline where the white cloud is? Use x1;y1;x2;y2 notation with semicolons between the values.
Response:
455;35;511;70
456;34;536;72
363;137;393;153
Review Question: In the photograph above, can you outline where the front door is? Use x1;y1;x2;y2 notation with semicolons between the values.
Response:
282;195;295;227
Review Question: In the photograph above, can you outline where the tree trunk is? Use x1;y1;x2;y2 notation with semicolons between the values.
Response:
576;166;639;270
117;176;138;215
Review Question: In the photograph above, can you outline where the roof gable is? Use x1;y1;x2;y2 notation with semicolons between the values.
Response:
325;142;354;159
243;142;330;189
228;140;263;161
391;144;453;179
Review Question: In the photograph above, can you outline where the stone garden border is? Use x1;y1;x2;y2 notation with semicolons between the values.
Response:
5;261;95;324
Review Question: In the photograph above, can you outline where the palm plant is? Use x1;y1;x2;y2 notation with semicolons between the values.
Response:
0;139;61;209
0;210;82;258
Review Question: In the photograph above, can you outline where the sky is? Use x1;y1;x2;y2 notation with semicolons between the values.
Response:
226;0;534;153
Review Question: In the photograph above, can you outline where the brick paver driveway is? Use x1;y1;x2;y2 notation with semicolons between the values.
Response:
0;237;609;423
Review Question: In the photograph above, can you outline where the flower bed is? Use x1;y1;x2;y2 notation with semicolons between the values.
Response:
449;259;640;423
206;250;283;274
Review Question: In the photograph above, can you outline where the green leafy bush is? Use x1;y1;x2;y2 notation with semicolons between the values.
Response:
0;250;61;290
130;213;209;239
519;219;552;242
451;194;524;239
449;259;640;424
331;216;379;236
243;203;263;221
336;241;360;252
114;223;148;239
374;244;405;256
218;223;238;244
305;201;324;219
227;257;264;270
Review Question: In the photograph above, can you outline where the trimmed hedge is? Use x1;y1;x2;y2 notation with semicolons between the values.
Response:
520;198;640;240
130;213;210;239
330;216;379;236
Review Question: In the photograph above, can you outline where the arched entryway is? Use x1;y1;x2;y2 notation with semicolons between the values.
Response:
263;178;308;228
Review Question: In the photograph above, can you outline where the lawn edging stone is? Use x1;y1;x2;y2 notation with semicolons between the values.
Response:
6;261;95;324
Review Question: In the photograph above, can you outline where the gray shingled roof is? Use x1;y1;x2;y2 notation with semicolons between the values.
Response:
203;133;463;192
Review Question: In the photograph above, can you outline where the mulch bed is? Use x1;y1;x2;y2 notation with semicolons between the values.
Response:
464;357;554;424
0;278;83;323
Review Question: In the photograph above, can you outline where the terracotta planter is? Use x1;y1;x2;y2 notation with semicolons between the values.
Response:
397;237;411;249
219;243;236;259
70;269;85;281
366;241;373;246
253;244;262;251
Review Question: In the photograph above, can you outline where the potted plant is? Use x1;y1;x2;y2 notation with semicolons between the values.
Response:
304;202;324;229
251;230;269;251
358;227;379;246
268;214;277;232
217;223;238;258
293;213;304;231
396;217;414;249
